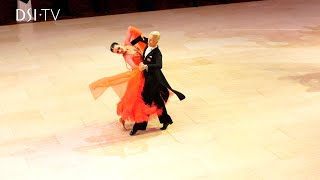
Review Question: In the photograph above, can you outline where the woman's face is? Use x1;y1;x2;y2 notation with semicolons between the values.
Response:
112;45;126;54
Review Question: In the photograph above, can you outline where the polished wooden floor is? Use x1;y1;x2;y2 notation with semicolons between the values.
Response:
1;0;320;179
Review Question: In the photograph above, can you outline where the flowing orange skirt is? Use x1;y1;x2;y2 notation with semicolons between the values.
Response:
89;68;162;123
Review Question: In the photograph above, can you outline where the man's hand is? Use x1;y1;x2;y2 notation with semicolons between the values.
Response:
139;62;148;71
141;34;146;41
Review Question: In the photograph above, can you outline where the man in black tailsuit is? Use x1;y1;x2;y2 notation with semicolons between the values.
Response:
129;31;186;136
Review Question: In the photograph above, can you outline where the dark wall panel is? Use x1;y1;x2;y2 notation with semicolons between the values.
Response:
0;0;262;26
0;0;17;25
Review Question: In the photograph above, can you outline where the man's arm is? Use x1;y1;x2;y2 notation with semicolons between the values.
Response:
139;52;162;72
131;36;148;45
146;52;162;70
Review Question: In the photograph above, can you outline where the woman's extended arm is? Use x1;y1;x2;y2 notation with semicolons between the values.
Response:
124;26;142;45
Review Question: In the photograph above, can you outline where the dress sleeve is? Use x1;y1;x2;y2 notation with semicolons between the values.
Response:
124;26;142;45
124;26;147;54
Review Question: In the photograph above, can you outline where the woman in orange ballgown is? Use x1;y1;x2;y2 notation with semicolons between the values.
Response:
89;26;162;130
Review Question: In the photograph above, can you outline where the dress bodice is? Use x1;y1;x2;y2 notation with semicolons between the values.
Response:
123;51;143;67
132;52;143;65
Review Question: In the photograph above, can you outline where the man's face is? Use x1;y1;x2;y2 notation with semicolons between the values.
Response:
148;34;158;47
112;45;126;54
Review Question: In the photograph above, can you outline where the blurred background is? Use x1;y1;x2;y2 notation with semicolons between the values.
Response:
1;0;260;26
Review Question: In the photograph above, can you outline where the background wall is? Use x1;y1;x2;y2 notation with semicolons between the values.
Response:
0;0;17;25
0;0;261;26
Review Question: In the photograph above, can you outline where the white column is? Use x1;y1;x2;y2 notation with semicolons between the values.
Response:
16;0;33;22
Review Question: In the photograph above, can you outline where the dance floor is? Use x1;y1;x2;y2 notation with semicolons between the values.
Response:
1;0;320;179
